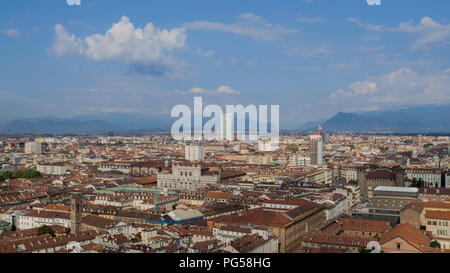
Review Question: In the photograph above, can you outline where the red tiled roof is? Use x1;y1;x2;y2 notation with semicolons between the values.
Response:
133;176;157;185
380;222;431;252
338;218;391;233
426;210;450;221
207;191;231;200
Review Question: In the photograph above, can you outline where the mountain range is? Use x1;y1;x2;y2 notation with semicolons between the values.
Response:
301;105;450;133
1;104;449;134
0;114;172;134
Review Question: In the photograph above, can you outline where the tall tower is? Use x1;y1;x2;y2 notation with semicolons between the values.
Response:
309;135;323;165
71;194;82;234
417;135;423;149
309;125;324;166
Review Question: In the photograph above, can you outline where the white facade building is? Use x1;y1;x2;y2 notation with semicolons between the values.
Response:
25;142;41;154
258;139;278;152
185;144;204;162
37;164;67;175
16;210;71;230
309;135;323;166
405;168;441;188
157;165;220;191
97;163;131;174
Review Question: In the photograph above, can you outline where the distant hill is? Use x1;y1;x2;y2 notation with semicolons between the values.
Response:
318;105;450;133
299;119;327;131
0;112;269;134
3;104;450;134
1;118;121;134
0;114;173;134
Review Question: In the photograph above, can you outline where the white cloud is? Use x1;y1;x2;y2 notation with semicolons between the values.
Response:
297;17;324;23
330;81;377;98
51;24;85;56
180;85;240;95
329;68;450;109
348;16;450;51
184;13;299;41
391;17;450;51
238;13;264;23
285;44;333;58
229;57;238;64
329;63;358;71
1;29;20;37
216;85;240;94
50;16;187;77
244;59;258;68
197;49;214;56
356;45;385;53
347;17;384;32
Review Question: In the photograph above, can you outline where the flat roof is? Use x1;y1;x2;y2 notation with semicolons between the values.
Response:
374;186;418;193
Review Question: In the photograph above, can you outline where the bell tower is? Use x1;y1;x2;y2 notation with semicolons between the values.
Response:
71;194;82;234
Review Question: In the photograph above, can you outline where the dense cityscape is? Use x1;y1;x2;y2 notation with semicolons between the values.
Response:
0;127;449;253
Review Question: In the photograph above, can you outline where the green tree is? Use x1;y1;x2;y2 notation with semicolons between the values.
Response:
0;170;13;181
348;179;357;185
358;247;373;253
410;178;425;188
373;233;381;241
430;240;441;249
0;169;42;181
287;145;299;153
13;169;41;179
37;225;55;237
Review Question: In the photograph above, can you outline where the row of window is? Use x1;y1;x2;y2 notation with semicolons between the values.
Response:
436;230;448;236
427;220;449;227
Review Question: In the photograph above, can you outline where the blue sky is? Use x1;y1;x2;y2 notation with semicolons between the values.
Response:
0;0;449;129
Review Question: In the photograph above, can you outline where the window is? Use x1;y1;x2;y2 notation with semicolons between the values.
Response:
397;243;401;249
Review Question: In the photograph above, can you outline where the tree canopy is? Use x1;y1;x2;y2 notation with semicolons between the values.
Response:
287;145;299;153
37;225;55;237
0;169;41;181
410;178;425;188
430;240;441;249
348;179;358;185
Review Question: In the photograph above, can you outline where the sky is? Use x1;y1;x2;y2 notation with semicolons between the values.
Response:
0;0;449;129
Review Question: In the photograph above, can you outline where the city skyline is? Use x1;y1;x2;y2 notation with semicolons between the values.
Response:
0;0;450;130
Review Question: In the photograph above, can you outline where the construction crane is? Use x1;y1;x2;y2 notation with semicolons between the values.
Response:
153;186;158;214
